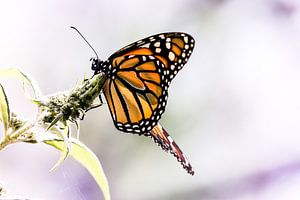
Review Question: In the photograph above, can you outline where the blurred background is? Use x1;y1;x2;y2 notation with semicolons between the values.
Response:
1;0;300;199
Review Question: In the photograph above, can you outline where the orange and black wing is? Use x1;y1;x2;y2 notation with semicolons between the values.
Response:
104;32;194;132
103;54;167;134
109;32;195;82
102;32;195;174
103;54;195;175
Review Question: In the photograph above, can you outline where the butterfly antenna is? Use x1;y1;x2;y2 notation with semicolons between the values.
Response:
70;26;99;59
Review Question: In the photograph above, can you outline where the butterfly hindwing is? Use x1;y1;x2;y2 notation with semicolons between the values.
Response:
103;55;169;134
150;123;194;175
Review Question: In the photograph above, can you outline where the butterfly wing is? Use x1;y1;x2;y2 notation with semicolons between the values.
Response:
102;32;195;174
103;57;194;174
103;54;168;134
109;32;195;82
104;32;194;133
150;123;194;175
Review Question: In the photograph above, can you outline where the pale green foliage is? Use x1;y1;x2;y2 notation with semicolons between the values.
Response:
46;138;110;200
0;68;110;200
0;84;10;135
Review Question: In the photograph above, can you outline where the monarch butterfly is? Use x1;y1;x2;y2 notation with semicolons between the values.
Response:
72;28;195;175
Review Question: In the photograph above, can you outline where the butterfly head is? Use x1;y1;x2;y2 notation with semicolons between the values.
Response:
91;57;101;72
69;27;107;75
91;57;108;75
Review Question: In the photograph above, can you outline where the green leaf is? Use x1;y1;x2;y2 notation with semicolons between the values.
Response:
0;68;42;99
44;138;110;200
0;84;10;135
48;125;71;172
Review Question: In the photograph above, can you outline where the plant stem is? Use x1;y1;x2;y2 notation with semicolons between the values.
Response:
0;122;35;151
0;136;10;151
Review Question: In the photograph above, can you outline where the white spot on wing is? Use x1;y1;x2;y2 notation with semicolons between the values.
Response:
149;37;155;42
133;125;139;128
184;36;188;43
159;34;165;39
166;42;171;49
168;51;175;61
167;136;174;143
155;48;161;53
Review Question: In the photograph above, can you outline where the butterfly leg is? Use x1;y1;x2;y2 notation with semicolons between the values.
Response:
83;93;104;115
79;94;104;120
99;93;103;105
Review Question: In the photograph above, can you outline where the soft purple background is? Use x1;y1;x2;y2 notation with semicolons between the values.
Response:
1;0;300;199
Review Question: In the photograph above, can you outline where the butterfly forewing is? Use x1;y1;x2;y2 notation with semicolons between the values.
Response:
108;32;195;81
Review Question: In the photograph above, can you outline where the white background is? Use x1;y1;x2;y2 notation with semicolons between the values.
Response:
1;0;300;199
